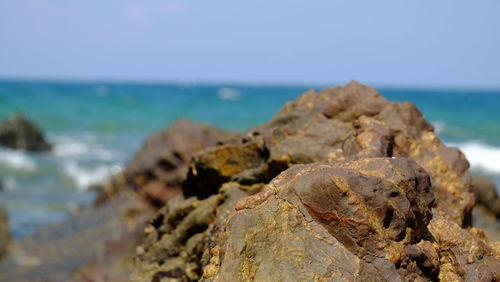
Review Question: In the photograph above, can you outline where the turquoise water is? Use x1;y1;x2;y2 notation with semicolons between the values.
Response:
1;80;499;238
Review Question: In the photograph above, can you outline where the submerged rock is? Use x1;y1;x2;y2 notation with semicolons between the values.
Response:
0;207;10;260
0;115;52;151
132;82;494;281
472;175;500;217
471;175;500;241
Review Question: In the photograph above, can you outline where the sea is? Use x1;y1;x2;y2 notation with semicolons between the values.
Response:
1;80;499;239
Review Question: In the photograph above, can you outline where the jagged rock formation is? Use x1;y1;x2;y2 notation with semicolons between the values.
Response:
184;81;472;225
98;120;238;206
203;159;499;281
0;120;237;281
131;82;497;281
0;115;52;151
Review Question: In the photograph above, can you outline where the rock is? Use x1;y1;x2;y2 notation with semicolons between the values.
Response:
203;159;500;281
470;175;500;242
0;207;10;260
97;120;238;206
182;137;267;199
472;206;500;242
132;82;487;281
202;158;440;281
131;182;258;281
471;175;500;217
0;115;52;151
428;216;500;281
0;191;153;281
185;81;472;225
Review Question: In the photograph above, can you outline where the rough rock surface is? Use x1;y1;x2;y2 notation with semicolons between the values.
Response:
0;191;153;281
132;82;495;281
0;207;10;260
119;120;238;206
131;182;260;281
203;159;499;281
185;81;472;225
429;216;500;281
0;115;52;151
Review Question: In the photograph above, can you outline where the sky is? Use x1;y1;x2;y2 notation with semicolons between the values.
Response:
0;0;499;88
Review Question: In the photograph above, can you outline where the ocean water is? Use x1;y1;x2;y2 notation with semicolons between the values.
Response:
0;80;499;238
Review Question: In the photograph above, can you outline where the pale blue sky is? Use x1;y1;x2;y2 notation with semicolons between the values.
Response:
0;0;499;87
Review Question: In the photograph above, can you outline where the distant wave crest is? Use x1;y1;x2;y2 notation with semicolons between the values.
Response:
217;87;242;100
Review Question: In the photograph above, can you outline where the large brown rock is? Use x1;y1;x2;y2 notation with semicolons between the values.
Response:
202;158;436;281
132;82;493;281
0;115;52;151
203;159;499;281
185;81;472;225
98;120;238;206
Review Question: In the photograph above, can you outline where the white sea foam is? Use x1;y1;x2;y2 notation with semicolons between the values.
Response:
0;148;37;171
51;134;119;161
450;141;500;174
63;162;114;189
217;87;242;100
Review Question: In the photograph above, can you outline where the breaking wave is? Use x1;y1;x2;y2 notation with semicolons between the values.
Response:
0;148;37;171
50;134;121;161
63;162;122;190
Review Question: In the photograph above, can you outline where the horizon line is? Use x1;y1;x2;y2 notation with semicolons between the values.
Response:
1;76;500;92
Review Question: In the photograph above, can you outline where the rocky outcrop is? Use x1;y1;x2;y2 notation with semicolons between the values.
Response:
0;115;52;151
184;81;472;225
131;182;256;281
0;207;10;260
97;120;238;206
202;158;499;281
124;120;237;206
131;82;494;281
